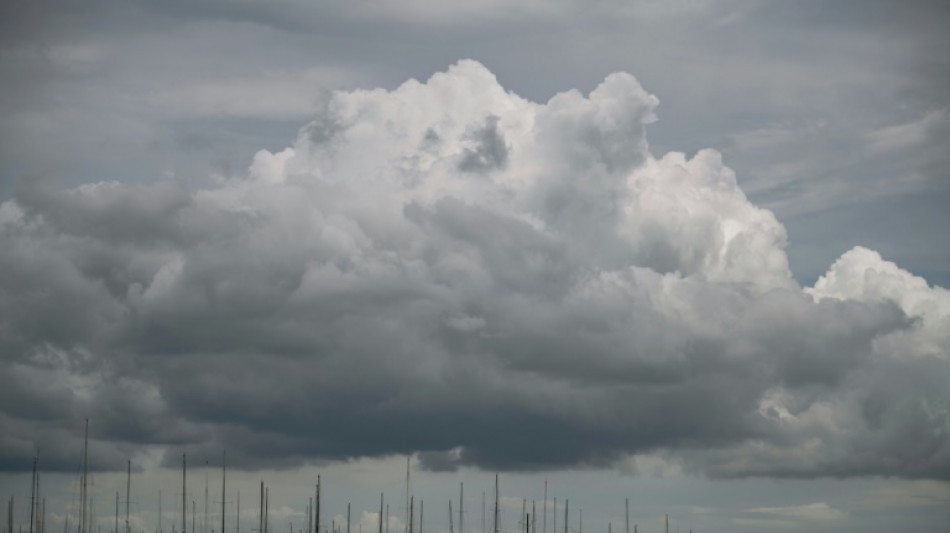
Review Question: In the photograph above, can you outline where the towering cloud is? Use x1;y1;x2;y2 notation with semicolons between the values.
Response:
0;61;946;478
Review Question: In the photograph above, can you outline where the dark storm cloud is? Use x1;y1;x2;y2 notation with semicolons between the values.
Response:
1;61;947;480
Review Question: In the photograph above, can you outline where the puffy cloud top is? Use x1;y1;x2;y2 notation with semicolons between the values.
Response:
0;61;947;479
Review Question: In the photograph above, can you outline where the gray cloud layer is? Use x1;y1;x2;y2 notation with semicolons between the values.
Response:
1;61;948;480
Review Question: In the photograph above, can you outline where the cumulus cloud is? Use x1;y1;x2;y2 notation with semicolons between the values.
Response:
0;60;947;480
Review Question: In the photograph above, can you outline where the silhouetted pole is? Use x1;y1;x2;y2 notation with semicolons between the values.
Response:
541;482;547;533
29;454;37;533
562;501;567;533
182;455;187;533
81;421;89;533
458;484;462;533
115;493;119;533
531;502;536;533
315;477;321;533
379;494;384;533
624;499;628;533
492;476;498;533
221;452;226;533
449;501;454;533
126;460;131;533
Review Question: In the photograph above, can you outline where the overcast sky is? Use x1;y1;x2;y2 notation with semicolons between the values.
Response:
1;1;949;532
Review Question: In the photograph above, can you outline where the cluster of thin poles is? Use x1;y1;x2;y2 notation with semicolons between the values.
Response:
7;423;691;533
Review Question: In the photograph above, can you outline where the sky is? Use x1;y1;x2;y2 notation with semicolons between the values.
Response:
1;1;949;532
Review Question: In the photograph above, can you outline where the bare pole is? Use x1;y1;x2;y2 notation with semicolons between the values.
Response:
114;494;119;533
480;494;484;533
492;476;498;533
448;502;453;533
182;455;187;533
520;501;525;533
345;504;350;533
562;502;567;533
552;500;556;533
313;474;323;533
404;459;410;533
221;452;226;533
623;500;628;533
29;453;37;533
126;460;131;533
407;498;413;533
204;464;209;533
541;483;546;533
259;483;263;533
457;484;462;533
81;420;89;533
378;494;383;533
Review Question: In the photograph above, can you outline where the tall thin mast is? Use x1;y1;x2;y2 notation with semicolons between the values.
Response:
259;483;263;533
29;454;37;533
81;420;89;533
562;501;567;533
236;492;240;533
126;460;131;533
221;452;226;533
345;504;350;533
624;500;628;533
541;483;546;533
315;477;320;533
404;459;410;533
449;501;453;533
182;455;187;533
492;476;498;533
204;464;209;533
35;455;42;533
457;484;462;533
407;498;412;533
520;501;525;533
531;502;535;533
480;494;484;533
